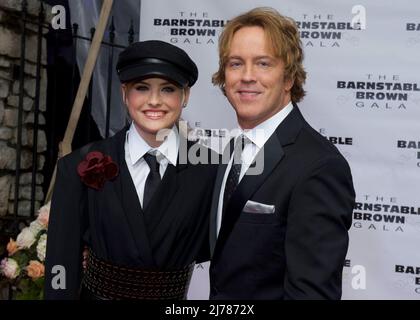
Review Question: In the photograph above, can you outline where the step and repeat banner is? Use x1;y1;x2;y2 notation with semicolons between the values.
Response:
138;0;420;299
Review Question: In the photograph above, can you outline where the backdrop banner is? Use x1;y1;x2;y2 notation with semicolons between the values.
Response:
139;0;420;300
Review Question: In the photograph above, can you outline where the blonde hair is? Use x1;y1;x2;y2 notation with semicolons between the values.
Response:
212;7;306;102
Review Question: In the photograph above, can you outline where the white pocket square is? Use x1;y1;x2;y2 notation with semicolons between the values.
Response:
243;200;275;214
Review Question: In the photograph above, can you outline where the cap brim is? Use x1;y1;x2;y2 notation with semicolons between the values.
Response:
118;64;189;86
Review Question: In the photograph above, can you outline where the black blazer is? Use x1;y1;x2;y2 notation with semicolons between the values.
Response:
209;105;355;300
44;127;217;299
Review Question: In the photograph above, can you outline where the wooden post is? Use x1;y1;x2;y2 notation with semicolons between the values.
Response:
45;0;114;203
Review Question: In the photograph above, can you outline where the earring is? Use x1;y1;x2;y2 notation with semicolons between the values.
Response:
183;104;187;108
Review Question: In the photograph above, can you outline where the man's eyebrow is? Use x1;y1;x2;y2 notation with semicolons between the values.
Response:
226;55;242;60
227;55;275;60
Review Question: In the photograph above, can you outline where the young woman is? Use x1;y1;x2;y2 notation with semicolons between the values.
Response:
44;40;216;300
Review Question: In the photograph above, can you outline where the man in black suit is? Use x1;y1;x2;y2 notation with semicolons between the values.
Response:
209;7;355;299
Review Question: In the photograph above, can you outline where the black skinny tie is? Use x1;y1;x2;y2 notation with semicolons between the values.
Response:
143;153;161;209
222;135;247;219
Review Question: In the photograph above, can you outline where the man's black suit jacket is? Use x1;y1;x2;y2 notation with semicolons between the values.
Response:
209;105;355;300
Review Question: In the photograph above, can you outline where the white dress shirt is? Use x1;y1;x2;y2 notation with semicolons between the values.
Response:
124;122;179;208
216;102;293;235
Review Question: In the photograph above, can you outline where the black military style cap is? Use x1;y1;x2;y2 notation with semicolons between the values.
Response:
116;40;198;87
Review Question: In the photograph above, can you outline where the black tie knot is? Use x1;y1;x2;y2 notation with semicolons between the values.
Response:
143;153;160;174
232;135;250;164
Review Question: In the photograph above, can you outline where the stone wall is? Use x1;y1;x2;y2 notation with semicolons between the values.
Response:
0;0;51;218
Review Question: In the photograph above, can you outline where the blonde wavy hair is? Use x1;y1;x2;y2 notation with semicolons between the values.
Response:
212;7;306;103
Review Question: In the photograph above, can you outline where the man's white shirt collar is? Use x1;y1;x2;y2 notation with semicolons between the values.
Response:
237;101;293;147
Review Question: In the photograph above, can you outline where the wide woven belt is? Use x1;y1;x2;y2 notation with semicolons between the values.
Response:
82;250;195;300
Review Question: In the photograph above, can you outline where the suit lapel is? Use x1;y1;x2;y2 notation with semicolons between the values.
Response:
111;128;155;267
213;105;304;260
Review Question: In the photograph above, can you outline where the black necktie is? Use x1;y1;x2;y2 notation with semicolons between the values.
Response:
222;135;247;218
143;153;161;209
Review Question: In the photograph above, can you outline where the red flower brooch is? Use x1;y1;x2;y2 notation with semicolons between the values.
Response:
77;151;119;190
